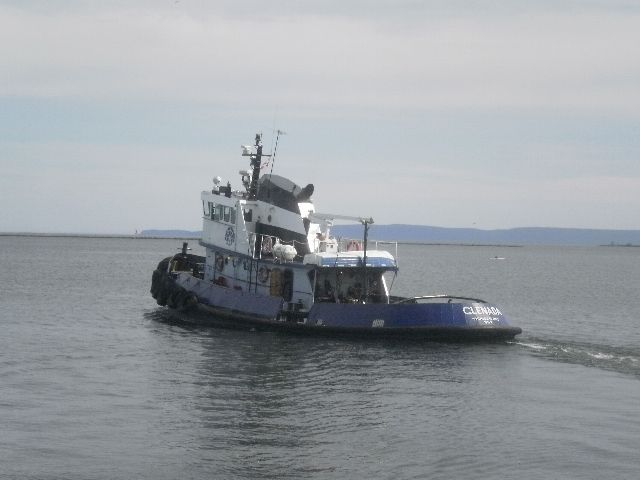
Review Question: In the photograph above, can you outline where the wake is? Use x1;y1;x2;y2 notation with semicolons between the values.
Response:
514;335;640;377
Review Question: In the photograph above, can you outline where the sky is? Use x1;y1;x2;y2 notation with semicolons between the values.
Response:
1;0;639;234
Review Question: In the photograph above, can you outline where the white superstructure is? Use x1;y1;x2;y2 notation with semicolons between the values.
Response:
197;133;397;311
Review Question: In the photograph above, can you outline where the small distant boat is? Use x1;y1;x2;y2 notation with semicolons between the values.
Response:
490;256;506;260
150;133;521;341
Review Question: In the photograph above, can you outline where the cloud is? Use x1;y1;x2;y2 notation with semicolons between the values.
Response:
1;3;639;111
0;141;211;233
2;2;639;232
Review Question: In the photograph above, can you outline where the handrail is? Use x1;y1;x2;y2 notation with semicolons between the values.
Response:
373;240;398;265
393;295;488;304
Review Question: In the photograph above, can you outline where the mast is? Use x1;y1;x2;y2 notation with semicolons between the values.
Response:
247;133;262;200
361;217;373;302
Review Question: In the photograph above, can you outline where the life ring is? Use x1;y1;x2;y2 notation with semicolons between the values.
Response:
215;254;224;272
347;240;361;251
262;236;273;254
258;266;270;283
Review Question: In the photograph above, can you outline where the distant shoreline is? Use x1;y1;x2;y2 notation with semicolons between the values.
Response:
0;230;640;248
0;232;603;248
600;243;640;248
0;232;198;240
0;232;520;246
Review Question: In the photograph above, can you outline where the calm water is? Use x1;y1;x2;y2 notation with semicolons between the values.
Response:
1;236;639;479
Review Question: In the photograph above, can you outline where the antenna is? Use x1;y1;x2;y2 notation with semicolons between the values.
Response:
270;129;286;176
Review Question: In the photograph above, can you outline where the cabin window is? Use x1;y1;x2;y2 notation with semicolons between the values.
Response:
208;202;236;224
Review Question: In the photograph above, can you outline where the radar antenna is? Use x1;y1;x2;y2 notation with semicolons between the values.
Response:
244;133;266;200
269;129;286;176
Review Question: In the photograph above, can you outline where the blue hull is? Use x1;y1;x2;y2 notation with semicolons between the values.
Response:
172;272;521;341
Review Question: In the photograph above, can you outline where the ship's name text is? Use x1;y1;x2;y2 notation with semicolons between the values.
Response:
463;305;503;316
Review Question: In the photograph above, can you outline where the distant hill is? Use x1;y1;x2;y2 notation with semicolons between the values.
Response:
141;225;640;246
140;229;200;238
331;224;640;246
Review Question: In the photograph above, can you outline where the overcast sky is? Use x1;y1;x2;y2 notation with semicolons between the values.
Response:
2;0;639;233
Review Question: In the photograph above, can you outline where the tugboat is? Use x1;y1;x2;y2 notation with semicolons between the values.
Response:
150;133;521;341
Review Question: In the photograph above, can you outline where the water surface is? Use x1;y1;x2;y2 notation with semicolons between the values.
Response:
1;237;639;479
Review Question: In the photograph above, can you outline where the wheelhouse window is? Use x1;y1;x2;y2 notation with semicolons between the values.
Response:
207;201;236;225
